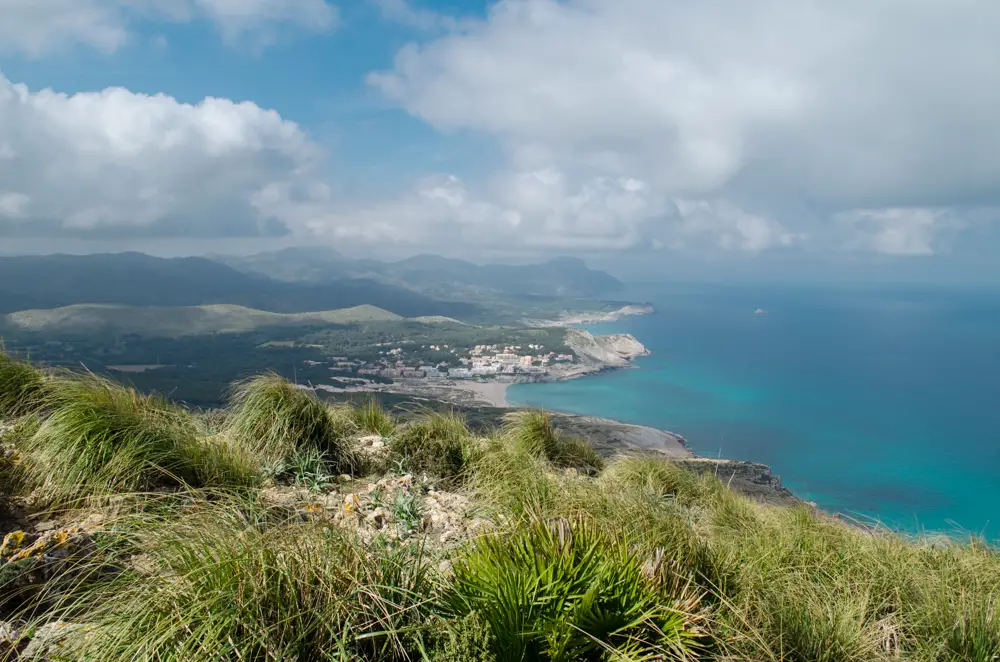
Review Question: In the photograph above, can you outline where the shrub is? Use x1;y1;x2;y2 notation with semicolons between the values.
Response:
17;374;207;505
0;350;47;418
56;501;435;661
391;411;479;486
441;516;707;661
224;374;355;471
351;397;397;437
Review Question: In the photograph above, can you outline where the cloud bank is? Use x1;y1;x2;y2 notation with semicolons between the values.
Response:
3;0;1000;260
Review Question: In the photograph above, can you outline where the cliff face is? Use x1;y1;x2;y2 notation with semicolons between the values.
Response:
565;329;650;367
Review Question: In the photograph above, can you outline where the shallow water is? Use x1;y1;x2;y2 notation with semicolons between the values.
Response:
508;282;1000;537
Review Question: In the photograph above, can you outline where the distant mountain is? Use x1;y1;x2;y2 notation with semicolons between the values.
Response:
213;250;624;299
0;253;478;319
4;304;406;337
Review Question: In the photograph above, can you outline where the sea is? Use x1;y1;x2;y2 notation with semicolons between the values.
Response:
507;282;1000;538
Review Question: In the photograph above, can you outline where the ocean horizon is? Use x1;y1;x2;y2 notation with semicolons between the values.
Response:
508;282;1000;538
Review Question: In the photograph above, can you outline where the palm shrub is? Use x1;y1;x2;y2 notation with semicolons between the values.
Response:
441;516;707;661
17;374;207;505
53;500;435;661
0;349;47;417
391;411;480;486
224;373;356;471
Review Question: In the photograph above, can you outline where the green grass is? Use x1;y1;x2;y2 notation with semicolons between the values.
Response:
390;411;480;486
50;499;434;661
351;397;397;437
506;410;604;475
0;349;47;417
223;373;356;471
14;374;210;505
3;369;1000;661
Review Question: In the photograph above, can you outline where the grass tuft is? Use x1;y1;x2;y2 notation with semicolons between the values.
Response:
0;349;48;418
351;397;397;436
391;410;480;486
506;410;604;475
53;499;435;661
223;373;355;472
16;374;208;505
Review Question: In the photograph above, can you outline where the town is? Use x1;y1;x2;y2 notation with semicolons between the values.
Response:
314;342;576;382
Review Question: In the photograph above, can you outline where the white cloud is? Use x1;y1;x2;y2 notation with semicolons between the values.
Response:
0;74;325;237
370;0;1000;255
837;208;964;256
0;0;338;56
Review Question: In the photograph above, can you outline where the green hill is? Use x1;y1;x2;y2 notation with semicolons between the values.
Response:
214;249;625;299
0;253;478;319
4;304;404;337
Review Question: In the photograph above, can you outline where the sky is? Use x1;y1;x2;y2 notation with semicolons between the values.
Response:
1;0;999;282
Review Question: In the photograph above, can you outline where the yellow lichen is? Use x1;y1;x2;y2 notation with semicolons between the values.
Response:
0;530;26;558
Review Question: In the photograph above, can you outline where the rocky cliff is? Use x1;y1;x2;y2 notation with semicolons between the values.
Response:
565;329;650;367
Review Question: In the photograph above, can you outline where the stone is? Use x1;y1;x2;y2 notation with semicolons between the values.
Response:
369;507;390;529
1;621;24;658
20;621;91;659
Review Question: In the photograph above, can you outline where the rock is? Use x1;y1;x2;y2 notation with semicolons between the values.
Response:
20;621;91;659
1;621;24;658
369;507;390;529
565;329;649;367
438;559;454;577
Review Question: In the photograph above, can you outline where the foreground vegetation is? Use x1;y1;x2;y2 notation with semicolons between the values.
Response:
1;352;998;660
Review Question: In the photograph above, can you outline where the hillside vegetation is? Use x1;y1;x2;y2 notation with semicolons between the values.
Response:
0;253;477;319
1;352;998;661
215;249;625;299
4;304;405;337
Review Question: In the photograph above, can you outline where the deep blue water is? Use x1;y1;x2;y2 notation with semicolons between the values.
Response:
508;283;1000;537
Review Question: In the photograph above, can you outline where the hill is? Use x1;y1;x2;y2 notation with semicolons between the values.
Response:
214;249;625;299
0;253;479;319
3;304;405;337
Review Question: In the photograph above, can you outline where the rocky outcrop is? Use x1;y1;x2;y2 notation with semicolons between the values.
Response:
565;329;650;367
675;458;798;506
551;414;690;459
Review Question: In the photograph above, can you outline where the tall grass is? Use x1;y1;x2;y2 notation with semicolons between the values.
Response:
16;374;210;505
391;410;480;486
0;349;47;417
224;373;356;471
505;410;604;475
52;499;435;661
441;516;707;661
351;397;397;437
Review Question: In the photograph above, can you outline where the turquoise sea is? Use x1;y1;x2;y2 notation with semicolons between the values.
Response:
507;283;1000;538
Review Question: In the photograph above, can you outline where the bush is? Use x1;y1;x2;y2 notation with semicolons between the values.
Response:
56;501;435;661
0;350;47;418
224;374;355;471
17;374;208;505
442;516;707;661
391;411;479;486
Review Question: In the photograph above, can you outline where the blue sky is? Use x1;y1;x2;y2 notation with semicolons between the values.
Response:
1;0;999;282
